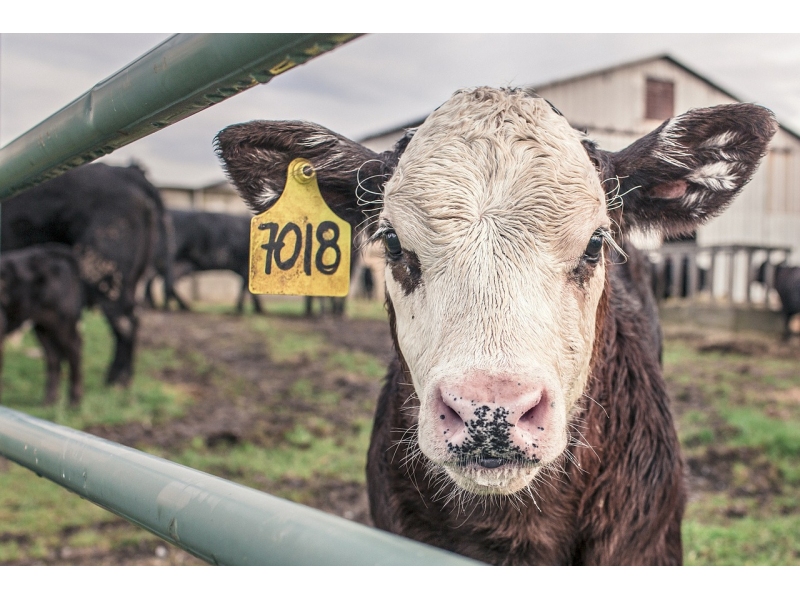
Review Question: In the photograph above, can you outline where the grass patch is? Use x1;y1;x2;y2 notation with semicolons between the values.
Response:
684;516;800;565
166;417;372;494
1;310;193;429
665;331;800;566
723;407;800;458
0;458;120;562
326;350;386;379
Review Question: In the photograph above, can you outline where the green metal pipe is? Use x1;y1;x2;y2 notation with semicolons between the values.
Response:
0;33;362;200
0;406;479;565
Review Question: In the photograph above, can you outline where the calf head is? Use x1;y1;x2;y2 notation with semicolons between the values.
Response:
217;88;776;496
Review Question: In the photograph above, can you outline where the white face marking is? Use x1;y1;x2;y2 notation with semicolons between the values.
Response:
380;88;610;495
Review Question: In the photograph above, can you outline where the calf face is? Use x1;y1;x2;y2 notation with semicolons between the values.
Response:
217;87;776;496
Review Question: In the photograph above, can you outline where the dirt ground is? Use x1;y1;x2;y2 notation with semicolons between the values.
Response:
662;325;800;514
9;306;799;565
76;307;394;565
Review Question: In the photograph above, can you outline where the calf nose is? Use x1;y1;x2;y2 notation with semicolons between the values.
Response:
434;375;551;461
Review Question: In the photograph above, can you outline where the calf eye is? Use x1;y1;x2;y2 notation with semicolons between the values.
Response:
583;231;604;263
383;229;403;260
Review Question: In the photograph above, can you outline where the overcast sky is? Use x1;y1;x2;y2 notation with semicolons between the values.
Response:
2;33;800;188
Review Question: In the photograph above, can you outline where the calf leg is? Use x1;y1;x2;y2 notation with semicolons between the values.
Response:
33;325;63;405
236;279;247;314
168;285;192;312
58;323;83;406
143;275;157;309
101;302;138;386
251;291;264;314
0;335;4;404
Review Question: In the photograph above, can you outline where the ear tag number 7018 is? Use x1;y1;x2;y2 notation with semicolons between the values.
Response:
249;158;351;297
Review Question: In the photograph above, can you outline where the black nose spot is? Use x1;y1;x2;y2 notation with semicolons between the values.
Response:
479;458;505;469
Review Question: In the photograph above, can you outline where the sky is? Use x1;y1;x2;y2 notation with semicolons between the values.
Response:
2;32;800;188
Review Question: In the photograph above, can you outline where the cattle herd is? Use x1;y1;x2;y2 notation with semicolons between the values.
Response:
1;86;795;564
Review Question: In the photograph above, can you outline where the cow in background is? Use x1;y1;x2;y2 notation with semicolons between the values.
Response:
0;244;84;405
1;163;171;386
757;261;800;340
143;209;262;314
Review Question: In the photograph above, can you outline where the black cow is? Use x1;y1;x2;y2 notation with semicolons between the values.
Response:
0;244;84;405
757;261;800;339
651;254;708;300
143;210;262;314
1;163;170;386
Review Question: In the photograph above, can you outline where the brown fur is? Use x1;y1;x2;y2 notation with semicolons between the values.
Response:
215;94;777;566
368;242;684;565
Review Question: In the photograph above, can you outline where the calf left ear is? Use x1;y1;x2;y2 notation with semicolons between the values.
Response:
215;120;407;225
591;103;777;236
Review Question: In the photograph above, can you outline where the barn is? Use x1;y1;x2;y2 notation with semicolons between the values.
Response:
360;55;800;313
149;55;799;314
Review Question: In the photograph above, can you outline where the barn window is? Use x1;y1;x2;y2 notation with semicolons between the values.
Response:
645;78;675;121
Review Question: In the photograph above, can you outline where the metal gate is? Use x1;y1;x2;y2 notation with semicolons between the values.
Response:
0;33;478;566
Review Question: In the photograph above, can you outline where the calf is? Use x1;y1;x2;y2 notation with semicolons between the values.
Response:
216;89;775;565
1;163;171;386
144;209;262;314
0;244;83;405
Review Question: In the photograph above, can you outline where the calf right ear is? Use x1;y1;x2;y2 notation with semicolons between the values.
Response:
215;121;404;226
587;103;777;237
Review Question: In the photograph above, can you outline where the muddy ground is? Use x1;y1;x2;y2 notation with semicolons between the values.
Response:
8;306;799;565
79;308;393;565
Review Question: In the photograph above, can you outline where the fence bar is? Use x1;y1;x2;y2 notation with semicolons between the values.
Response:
0;33;361;200
0;406;479;565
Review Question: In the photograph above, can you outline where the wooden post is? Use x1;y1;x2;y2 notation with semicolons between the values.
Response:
709;248;718;302
687;249;699;299
726;248;736;303
745;248;755;307
671;253;683;299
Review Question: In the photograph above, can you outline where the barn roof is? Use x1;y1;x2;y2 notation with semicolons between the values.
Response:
359;54;800;144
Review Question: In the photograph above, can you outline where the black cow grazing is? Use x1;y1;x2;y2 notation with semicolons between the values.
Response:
143;209;262;314
216;90;775;565
0;244;84;405
1;163;170;386
757;261;800;339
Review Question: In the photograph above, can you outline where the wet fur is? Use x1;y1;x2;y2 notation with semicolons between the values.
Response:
367;242;684;565
216;89;777;566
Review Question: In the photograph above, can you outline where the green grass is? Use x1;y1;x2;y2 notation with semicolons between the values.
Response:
1;310;192;429
723;407;800;458
163;419;372;501
0;458;119;563
664;332;800;566
4;306;799;565
0;303;382;564
684;515;800;566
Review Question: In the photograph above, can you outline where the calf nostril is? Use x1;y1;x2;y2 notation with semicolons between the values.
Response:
520;405;538;423
439;401;460;424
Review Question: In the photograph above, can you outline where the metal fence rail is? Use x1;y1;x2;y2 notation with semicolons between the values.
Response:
0;406;477;565
0;33;361;200
0;33;480;565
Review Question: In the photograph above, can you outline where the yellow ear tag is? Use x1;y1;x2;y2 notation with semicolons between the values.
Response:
249;158;351;297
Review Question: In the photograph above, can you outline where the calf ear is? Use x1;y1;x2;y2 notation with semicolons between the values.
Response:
215;121;405;226
596;104;777;237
